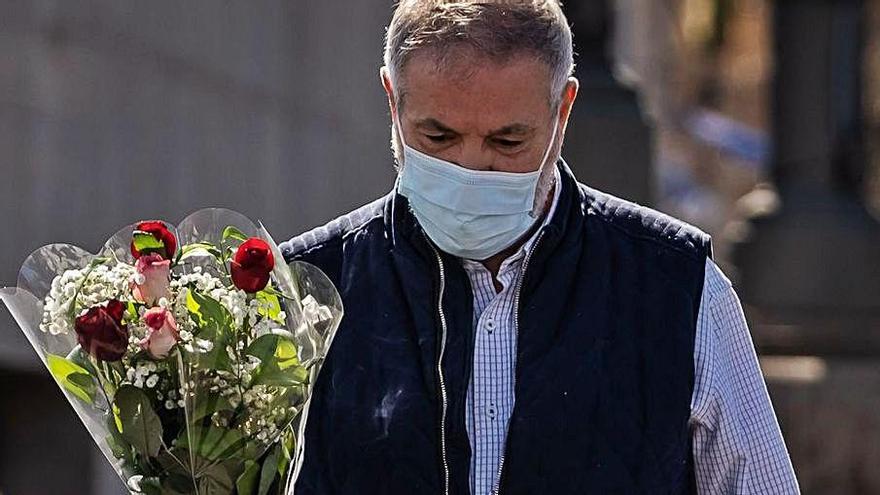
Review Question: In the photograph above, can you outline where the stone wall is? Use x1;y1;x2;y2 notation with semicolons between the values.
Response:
0;1;395;492
765;358;880;493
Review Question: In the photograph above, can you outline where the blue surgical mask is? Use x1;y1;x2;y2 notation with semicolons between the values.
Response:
396;117;559;260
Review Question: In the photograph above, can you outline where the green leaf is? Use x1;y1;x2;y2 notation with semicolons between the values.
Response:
66;345;99;377
155;449;199;491
246;335;299;368
255;291;282;321
105;409;138;471
236;460;261;495
114;385;164;458
46;354;96;404
262;285;297;301
245;334;282;365
258;445;281;495
198;463;235;495
278;428;294;481
247;334;308;386
180;242;222;260
253;364;309;387
105;432;130;461
222;226;249;243
126;300;138;320
186;290;234;369
112;402;124;433
176;426;245;461
274;339;299;370
132;231;166;254
68;372;95;389
186;290;232;332
191;393;235;422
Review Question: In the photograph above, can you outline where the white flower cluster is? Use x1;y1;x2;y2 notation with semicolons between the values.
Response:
126;326;146;355
239;399;298;444
171;267;248;327
180;331;214;354
126;361;160;389
209;351;261;407
170;288;194;333
163;286;213;355
40;262;136;335
76;263;136;308
249;315;287;340
120;358;185;409
163;388;182;410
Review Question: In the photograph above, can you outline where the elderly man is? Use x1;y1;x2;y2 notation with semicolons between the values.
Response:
281;1;799;494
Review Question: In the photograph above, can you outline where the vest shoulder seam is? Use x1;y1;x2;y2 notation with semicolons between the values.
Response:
580;186;711;262
281;197;387;261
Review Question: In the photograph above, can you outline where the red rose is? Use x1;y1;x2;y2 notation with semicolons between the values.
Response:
230;238;275;293
74;300;129;361
130;221;177;260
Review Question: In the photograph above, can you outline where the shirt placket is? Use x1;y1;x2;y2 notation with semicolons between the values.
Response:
465;261;521;495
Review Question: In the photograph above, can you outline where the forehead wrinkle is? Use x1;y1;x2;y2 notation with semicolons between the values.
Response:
396;53;552;135
395;47;542;100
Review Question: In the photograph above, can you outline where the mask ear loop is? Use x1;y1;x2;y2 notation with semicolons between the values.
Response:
529;116;561;217
390;109;414;229
391;94;409;167
391;97;408;193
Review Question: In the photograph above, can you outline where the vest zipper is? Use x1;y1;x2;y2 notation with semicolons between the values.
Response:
491;229;546;495
428;242;451;495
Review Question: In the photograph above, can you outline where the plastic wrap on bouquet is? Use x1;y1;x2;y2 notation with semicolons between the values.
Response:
0;209;342;495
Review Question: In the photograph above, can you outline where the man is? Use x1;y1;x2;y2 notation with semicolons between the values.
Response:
281;1;799;493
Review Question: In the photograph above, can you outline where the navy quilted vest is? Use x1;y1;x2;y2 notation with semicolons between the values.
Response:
281;161;711;494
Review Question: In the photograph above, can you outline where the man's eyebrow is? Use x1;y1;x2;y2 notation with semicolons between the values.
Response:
489;123;535;136
414;118;457;133
413;119;535;136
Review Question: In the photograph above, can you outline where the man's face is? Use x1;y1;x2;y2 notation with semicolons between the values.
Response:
384;53;575;174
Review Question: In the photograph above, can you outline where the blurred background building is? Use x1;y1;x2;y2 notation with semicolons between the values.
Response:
0;0;878;493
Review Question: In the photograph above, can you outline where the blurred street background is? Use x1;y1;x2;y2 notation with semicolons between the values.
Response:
1;1;879;493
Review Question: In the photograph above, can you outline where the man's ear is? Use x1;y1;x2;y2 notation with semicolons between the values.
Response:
558;77;579;134
381;67;405;165
380;67;398;120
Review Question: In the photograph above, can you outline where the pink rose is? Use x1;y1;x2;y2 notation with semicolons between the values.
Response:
132;253;171;305
140;307;179;359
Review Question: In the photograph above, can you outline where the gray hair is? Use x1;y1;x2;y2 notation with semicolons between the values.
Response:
383;0;575;108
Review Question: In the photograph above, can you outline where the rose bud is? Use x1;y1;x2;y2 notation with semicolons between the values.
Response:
131;253;172;305
140;307;180;359
130;221;177;260
75;300;129;362
230;238;275;293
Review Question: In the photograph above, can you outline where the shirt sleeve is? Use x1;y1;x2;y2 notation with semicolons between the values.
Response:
690;259;800;494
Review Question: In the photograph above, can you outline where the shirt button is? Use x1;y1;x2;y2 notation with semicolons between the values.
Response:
485;318;496;334
487;403;497;419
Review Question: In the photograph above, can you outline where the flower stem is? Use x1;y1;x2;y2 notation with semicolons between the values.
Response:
91;358;115;411
175;349;201;495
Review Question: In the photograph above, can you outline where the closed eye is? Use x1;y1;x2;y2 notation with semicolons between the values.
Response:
426;134;451;143
493;138;524;148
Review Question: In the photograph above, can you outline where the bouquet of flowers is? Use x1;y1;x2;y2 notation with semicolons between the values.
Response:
0;209;342;494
